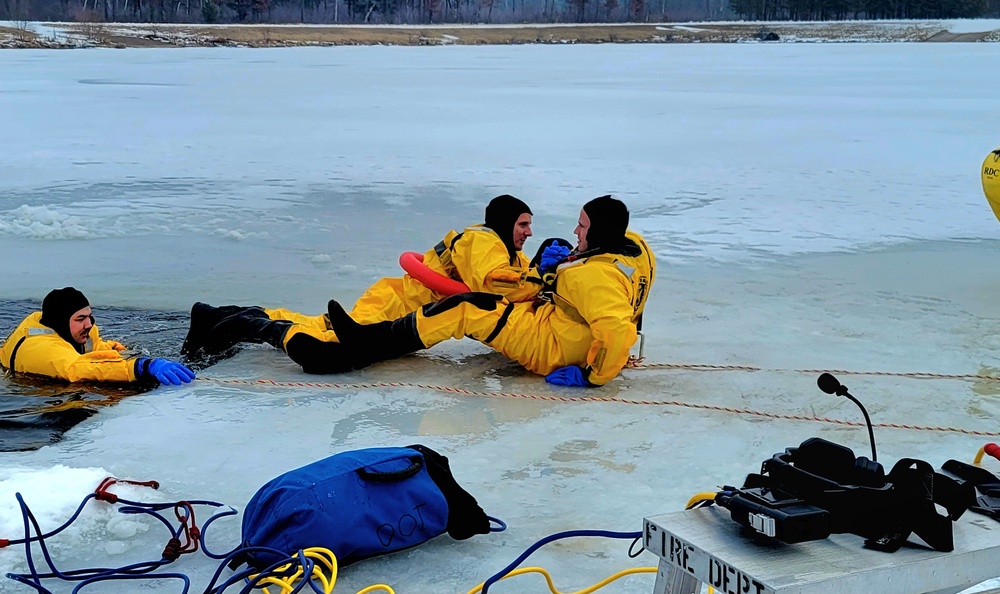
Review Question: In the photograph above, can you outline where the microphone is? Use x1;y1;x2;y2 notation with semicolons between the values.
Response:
817;372;846;396
816;373;877;462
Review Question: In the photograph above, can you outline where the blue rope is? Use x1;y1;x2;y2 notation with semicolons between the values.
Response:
72;572;191;594
3;493;97;547
487;515;507;532
198;506;240;559
480;529;643;594
5;490;244;594
9;493;178;586
203;545;309;594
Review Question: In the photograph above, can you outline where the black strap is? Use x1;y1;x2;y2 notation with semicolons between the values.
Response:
942;459;1000;494
356;457;424;482
434;232;465;258
422;292;501;318
942;459;1000;521
972;495;1000;520
7;336;27;375
484;303;514;344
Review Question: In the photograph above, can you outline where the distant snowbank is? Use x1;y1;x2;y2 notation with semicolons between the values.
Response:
699;17;1000;31
0;20;89;47
941;18;1000;32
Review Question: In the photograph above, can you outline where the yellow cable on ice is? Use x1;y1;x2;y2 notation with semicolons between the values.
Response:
248;547;395;594
465;566;657;594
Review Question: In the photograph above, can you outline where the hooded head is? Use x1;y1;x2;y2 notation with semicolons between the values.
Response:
40;287;92;352
484;194;533;261
578;195;629;254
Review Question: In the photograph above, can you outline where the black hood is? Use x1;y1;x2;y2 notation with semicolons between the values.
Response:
39;287;90;353
582;195;629;255
484;194;532;262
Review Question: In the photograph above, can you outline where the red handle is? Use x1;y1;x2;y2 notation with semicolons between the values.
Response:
986;443;1000;461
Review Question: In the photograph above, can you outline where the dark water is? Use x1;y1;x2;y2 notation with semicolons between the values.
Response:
0;300;190;452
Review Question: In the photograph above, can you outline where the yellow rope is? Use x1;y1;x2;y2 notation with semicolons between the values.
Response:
245;547;393;594
465;566;656;594
196;376;1000;437
250;548;336;594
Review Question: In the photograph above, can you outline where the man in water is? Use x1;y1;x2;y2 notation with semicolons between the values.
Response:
0;287;195;386
182;194;564;374
326;195;655;387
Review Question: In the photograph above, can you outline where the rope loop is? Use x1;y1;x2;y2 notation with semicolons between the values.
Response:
94;476;160;504
174;502;200;555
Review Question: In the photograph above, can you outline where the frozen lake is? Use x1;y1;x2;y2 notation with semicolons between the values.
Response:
1;42;1000;593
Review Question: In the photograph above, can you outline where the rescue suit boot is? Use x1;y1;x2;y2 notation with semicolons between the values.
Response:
207;308;293;353
327;299;425;369
284;334;355;375
181;302;251;357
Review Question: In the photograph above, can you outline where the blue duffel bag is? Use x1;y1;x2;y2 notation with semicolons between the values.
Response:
235;444;501;569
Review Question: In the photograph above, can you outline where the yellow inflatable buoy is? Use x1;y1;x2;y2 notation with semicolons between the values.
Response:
984;148;1000;223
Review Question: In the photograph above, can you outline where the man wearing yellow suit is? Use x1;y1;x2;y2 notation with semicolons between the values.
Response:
1;287;195;385
182;194;557;373
326;195;655;387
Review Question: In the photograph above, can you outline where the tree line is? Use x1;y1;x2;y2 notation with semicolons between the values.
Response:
2;0;723;23
1;0;996;25
729;0;998;19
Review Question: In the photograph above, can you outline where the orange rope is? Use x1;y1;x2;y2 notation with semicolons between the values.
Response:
631;361;1000;382
195;376;1000;437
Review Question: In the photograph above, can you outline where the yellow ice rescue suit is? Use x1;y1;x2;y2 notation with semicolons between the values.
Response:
0;312;140;383
409;231;654;386
984;148;1000;224
273;225;539;348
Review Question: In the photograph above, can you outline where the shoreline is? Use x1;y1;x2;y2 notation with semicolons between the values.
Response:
2;19;999;48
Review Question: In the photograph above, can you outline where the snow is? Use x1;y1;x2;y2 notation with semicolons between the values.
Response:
1;42;1000;593
942;18;1000;33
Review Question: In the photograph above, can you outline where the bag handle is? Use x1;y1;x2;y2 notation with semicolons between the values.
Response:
356;456;424;482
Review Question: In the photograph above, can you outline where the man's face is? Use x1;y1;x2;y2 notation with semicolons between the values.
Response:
574;208;590;252
68;306;94;345
512;213;533;250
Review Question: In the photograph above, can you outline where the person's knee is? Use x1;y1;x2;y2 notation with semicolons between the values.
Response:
285;334;354;375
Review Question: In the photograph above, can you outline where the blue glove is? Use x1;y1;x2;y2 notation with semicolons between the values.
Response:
545;365;591;387
138;358;196;386
539;244;571;273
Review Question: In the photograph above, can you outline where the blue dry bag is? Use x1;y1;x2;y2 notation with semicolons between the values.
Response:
236;444;494;569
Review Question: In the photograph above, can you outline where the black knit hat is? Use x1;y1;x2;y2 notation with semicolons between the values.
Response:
582;195;629;253
40;287;90;350
484;194;532;260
